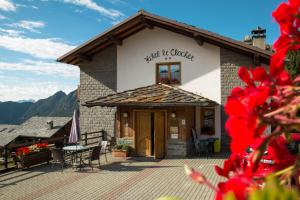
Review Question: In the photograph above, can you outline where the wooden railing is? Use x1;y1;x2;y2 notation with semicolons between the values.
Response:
82;130;107;146
0;130;112;172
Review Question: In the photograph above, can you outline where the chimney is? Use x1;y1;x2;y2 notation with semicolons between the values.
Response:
47;120;53;129
251;26;266;49
243;35;252;45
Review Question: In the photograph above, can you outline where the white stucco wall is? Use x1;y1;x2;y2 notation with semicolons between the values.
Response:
117;27;221;103
117;27;221;138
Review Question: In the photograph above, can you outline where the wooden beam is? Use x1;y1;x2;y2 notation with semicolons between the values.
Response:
77;53;92;62
194;34;204;46
107;34;122;46
4;146;8;169
140;16;154;29
253;54;261;65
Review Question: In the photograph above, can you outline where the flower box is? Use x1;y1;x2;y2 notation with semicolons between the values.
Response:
112;149;128;157
16;150;51;168
13;143;51;168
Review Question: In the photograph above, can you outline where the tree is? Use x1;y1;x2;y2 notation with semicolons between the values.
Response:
286;50;300;78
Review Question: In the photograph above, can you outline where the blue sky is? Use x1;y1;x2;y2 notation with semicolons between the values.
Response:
0;0;283;101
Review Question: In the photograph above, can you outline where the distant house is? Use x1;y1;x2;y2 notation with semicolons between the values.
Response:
0;125;18;134
58;10;272;158
0;117;72;149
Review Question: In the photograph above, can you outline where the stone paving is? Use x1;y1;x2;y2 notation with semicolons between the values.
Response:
0;154;226;200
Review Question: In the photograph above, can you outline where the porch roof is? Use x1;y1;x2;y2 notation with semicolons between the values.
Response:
84;84;217;107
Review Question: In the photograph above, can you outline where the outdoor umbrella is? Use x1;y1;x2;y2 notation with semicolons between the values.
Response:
69;109;80;144
68;110;81;164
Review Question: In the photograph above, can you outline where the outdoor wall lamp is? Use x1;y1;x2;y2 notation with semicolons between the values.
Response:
171;112;176;118
123;112;128;118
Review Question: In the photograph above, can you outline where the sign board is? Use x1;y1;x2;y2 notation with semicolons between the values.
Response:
170;126;178;134
144;48;195;63
181;119;186;125
171;134;178;139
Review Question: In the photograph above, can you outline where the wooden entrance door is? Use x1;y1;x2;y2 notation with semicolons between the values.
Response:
135;112;151;156
154;111;165;159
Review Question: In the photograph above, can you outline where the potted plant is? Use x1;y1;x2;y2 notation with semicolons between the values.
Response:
112;138;132;157
13;143;51;168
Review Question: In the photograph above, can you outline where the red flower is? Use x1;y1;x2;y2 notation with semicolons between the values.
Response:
36;143;48;149
214;154;247;178
16;147;30;156
225;73;269;153
267;136;295;164
215;175;252;200
238;66;253;85
272;0;300;35
250;67;268;82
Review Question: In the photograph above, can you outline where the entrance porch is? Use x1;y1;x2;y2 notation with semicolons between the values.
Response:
85;83;219;158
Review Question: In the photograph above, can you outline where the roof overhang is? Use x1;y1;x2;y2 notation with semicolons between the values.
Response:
83;84;217;108
57;10;272;66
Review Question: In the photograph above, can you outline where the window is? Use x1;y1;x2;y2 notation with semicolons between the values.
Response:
201;108;215;135
156;63;181;84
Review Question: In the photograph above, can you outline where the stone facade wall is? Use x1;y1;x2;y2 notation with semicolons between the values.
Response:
220;48;254;150
79;45;117;143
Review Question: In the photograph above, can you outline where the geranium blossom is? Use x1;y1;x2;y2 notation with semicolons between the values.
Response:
185;0;300;199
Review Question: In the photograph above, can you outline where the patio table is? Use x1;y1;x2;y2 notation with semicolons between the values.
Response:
63;145;89;170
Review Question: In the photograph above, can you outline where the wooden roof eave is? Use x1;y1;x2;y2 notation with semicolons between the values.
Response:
146;17;272;63
83;101;217;108
57;10;272;66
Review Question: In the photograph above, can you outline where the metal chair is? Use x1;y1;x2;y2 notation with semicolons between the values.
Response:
100;141;108;163
83;146;101;171
192;128;200;154
50;148;65;171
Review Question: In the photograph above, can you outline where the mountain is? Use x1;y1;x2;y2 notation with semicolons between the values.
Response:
0;90;77;124
0;101;34;124
16;99;36;103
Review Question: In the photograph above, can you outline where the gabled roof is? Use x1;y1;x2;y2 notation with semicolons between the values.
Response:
57;10;272;65
84;84;217;107
0;117;71;147
0;125;18;133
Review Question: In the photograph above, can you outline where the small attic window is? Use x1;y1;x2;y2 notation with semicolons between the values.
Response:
156;62;181;85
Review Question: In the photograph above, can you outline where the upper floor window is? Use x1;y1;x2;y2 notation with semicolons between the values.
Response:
156;63;181;85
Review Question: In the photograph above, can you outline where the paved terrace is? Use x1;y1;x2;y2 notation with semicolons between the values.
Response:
0;155;226;200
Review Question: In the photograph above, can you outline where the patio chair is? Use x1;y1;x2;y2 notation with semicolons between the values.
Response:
83;146;101;171
198;139;210;159
50;148;65;172
100;141;108;163
192;129;200;154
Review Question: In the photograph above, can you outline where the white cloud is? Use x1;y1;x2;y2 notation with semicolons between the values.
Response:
63;0;123;19
16;4;38;9
0;35;75;59
0;81;77;101
0;60;79;78
8;20;45;33
0;0;16;11
0;14;7;19
0;28;22;36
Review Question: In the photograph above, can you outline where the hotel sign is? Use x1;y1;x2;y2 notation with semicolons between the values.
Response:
144;48;194;63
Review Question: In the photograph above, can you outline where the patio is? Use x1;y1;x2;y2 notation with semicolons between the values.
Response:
0;154;226;200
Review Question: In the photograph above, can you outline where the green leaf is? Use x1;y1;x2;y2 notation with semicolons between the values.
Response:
224;192;237;200
249;175;299;200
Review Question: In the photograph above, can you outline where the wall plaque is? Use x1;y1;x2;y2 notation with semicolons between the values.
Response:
144;48;195;63
171;134;178;139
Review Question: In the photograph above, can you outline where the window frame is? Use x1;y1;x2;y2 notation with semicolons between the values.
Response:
200;108;215;135
156;62;181;85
